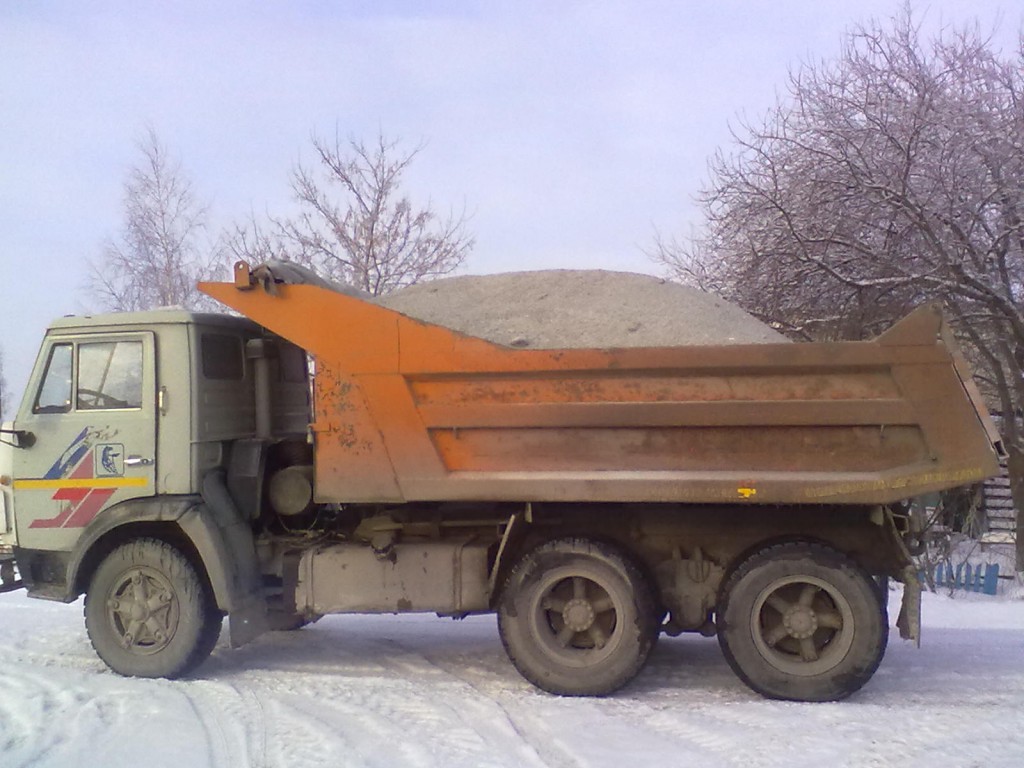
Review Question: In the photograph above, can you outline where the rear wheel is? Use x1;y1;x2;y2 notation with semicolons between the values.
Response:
84;538;222;678
717;542;888;702
498;538;658;696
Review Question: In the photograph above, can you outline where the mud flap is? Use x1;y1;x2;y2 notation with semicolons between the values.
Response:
882;507;922;646
896;565;921;645
180;470;269;648
226;596;268;648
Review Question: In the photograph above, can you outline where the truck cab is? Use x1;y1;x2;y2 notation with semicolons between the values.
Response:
0;308;308;615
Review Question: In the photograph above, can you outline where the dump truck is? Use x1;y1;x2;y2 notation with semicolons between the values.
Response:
0;261;1004;702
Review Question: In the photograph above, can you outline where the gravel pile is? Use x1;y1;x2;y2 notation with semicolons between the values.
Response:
375;270;786;348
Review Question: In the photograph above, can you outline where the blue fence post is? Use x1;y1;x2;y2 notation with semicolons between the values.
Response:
931;562;1000;595
983;564;1000;596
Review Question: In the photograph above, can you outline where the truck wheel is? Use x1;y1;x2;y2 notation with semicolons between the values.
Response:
497;538;658;696
84;538;222;678
717;542;888;702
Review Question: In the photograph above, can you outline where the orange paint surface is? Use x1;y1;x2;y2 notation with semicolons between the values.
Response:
199;270;1003;506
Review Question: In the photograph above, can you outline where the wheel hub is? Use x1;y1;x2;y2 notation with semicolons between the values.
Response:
562;598;596;632
106;566;177;653
783;606;818;639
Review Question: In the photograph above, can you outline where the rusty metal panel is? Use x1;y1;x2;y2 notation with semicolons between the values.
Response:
409;370;905;406
429;425;928;473
199;278;1003;507
417;400;919;429
310;363;403;503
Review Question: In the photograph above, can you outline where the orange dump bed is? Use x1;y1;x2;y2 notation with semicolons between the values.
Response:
200;265;1003;507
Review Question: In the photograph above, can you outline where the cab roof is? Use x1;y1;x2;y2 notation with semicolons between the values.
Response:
47;308;259;334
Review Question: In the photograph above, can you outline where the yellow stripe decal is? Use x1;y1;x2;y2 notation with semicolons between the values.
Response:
13;477;149;490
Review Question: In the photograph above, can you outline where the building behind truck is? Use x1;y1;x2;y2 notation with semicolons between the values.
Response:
0;262;1005;702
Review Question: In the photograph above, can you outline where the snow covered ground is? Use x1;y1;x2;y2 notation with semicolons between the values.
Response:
2;587;1023;768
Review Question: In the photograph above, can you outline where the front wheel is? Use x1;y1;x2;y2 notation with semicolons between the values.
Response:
84;538;222;678
497;538;658;696
717;542;888;702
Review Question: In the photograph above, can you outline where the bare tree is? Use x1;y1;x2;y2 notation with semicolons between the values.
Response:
654;7;1024;565
89;128;221;311
228;132;473;295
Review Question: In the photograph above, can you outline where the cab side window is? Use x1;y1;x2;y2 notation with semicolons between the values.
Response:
201;333;244;380
33;344;73;414
77;341;143;410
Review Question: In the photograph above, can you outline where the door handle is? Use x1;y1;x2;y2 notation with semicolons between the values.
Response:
125;456;154;467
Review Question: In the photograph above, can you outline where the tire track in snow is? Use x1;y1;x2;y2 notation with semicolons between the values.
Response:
251;692;353;768
269;687;411;768
200;631;482;768
378;637;584;768
237;662;473;768
342;619;708;768
209;633;550;768
8;600;1023;767
237;683;270;767
177;677;271;768
180;684;233;768
0;670;86;765
426;633;785;768
590;636;796;766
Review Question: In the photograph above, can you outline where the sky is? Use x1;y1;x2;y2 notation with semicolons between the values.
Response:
1;0;1021;406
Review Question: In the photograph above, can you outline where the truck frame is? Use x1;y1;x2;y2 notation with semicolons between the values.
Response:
0;261;1003;701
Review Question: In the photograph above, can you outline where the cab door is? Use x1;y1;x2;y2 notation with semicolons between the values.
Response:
12;332;157;552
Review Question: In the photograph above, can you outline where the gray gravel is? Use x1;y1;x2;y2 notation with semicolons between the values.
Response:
376;270;786;348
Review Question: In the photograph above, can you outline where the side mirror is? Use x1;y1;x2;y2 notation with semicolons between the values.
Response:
0;429;35;449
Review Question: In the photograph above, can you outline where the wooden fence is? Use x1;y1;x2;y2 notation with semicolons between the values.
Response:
930;562;1001;595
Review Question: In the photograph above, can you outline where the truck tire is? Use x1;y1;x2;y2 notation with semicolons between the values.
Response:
717;542;888;702
497;538;658;696
84;538;222;678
